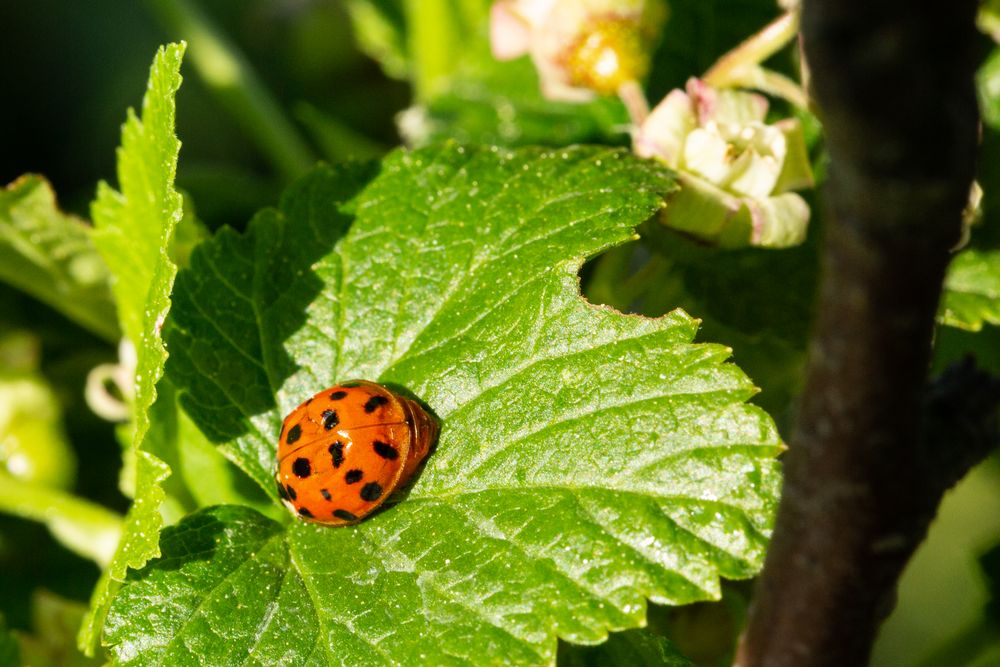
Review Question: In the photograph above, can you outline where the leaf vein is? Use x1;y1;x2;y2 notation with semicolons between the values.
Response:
288;534;397;666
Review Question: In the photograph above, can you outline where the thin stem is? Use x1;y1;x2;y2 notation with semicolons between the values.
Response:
721;65;809;109
703;11;800;88
0;473;123;567
145;0;314;180
619;80;650;127
404;0;459;101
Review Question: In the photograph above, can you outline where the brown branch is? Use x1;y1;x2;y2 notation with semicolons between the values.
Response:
734;2;986;666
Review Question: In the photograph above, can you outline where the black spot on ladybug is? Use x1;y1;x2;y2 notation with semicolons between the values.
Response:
329;390;348;400
360;482;383;502
292;458;311;478
298;507;314;518
373;440;399;460
364;395;389;413
277;482;289;500
286;424;302;445
320;488;332;501
344;469;363;484
334;509;358;521
322;409;339;430
286;485;297;500
329;441;345;468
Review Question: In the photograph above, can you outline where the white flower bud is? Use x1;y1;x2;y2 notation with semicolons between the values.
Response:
635;78;814;248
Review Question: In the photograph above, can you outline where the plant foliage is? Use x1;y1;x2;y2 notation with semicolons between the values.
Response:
102;144;784;664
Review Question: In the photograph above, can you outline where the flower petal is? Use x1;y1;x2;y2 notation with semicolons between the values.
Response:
744;192;810;247
683;126;734;184
772;118;815;193
634;89;695;165
490;1;534;60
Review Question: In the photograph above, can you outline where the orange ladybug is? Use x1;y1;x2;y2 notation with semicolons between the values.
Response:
275;380;437;525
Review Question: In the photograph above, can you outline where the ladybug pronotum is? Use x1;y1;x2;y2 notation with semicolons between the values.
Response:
275;380;437;525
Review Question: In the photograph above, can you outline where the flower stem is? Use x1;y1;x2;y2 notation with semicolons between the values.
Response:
404;0;461;101
0;473;122;567
619;79;650;127
723;65;809;109
702;11;800;90
145;0;314;180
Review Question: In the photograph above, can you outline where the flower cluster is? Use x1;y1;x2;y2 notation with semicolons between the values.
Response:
491;3;816;248
490;0;666;101
635;78;814;247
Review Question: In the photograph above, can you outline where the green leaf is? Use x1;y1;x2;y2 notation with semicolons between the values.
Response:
558;629;694;666
80;454;171;654
633;222;818;421
0;365;75;489
0;473;122;567
79;42;186;653
164;158;378;486
91;42;185;351
941;249;1000;331
122;144;782;665
344;0;409;80
0;175;118;342
143;378;276;517
346;0;487;99
15;590;103;667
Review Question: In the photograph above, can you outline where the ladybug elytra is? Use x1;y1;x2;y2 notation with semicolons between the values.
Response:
275;380;437;525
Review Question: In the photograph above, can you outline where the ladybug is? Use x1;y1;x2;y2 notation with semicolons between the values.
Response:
275;380;438;525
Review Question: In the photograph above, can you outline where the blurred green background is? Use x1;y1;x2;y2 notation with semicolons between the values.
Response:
1;1;998;665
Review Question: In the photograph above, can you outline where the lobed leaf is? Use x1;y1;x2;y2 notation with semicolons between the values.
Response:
117;144;783;665
637;223;818;419
941;248;1000;331
80;42;186;652
0;175;118;341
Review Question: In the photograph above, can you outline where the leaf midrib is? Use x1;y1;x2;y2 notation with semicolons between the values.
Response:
152;529;286;666
443;369;748;485
287;531;396;667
